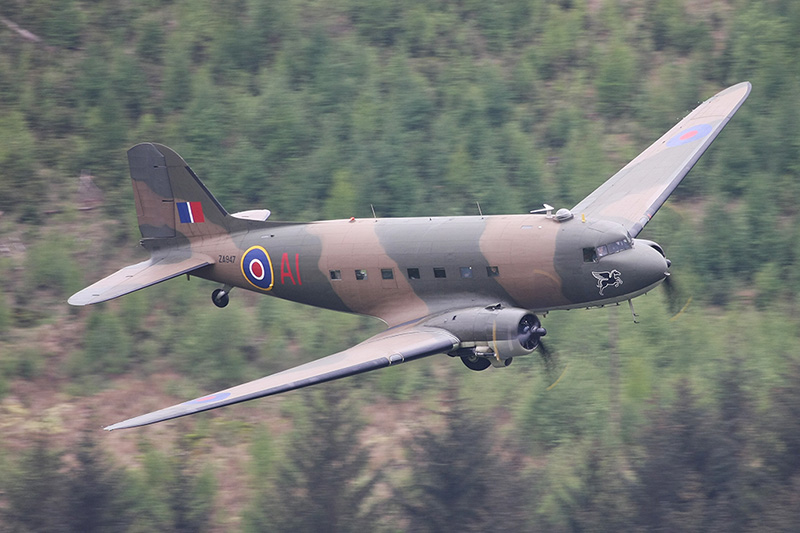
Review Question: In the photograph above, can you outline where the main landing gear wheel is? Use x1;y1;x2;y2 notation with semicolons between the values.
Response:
461;354;491;371
211;288;229;308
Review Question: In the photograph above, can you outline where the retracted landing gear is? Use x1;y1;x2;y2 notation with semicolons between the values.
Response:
212;286;233;308
460;353;491;371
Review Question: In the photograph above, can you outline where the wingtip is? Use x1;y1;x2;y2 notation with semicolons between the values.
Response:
104;417;144;431
67;294;88;306
735;80;752;95
719;81;752;99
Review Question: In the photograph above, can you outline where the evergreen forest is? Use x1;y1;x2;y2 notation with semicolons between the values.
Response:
2;0;800;531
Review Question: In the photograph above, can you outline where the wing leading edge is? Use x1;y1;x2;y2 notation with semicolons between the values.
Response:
104;325;458;430
572;81;751;237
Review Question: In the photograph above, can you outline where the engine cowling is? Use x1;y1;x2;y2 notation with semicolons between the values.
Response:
424;306;547;360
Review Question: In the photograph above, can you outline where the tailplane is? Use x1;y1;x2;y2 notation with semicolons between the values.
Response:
68;251;213;306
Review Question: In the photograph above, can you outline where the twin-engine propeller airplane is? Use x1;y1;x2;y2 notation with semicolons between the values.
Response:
69;82;751;430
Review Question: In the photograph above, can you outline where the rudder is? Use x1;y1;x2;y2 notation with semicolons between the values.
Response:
128;143;229;240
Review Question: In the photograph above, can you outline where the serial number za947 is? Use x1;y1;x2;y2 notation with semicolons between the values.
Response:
218;255;236;264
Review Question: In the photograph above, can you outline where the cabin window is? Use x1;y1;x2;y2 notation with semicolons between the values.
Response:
433;267;447;279
355;269;367;280
407;268;420;279
583;248;598;263
487;266;500;277
381;268;394;280
330;270;342;280
460;266;473;278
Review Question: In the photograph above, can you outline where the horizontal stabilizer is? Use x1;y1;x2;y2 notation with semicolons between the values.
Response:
231;209;271;221
68;251;213;306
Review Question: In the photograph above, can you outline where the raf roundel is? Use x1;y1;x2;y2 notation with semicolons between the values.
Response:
184;392;231;405
241;246;274;291
666;123;713;147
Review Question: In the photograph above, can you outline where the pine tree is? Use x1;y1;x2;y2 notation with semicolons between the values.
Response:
242;385;383;533
399;395;532;532
64;432;132;532
1;438;67;533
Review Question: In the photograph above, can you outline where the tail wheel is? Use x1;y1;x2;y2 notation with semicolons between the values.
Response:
212;288;229;308
461;354;491;371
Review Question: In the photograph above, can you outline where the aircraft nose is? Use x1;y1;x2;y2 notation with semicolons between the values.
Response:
634;240;670;288
605;240;670;295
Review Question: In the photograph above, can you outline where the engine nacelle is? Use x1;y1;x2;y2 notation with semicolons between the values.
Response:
425;306;546;360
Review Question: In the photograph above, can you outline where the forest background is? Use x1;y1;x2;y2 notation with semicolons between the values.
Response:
1;0;800;531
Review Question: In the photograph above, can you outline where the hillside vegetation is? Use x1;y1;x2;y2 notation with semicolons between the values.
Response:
2;0;800;531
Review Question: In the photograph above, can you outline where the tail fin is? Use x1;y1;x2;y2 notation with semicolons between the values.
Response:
128;143;230;240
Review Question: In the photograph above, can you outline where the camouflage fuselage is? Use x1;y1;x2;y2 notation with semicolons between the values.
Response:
182;214;668;327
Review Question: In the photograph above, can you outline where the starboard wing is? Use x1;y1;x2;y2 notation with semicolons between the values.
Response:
572;82;751;237
68;250;213;306
104;325;459;430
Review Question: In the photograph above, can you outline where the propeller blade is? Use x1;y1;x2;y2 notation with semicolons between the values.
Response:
537;340;561;384
663;274;691;318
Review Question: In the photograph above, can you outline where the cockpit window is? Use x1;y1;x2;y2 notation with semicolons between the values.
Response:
583;237;633;262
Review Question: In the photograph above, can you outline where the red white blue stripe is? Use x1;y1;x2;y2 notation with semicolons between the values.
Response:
177;201;205;223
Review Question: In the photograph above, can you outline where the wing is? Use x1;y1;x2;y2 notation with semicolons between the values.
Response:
68;250;213;306
104;324;458;430
572;82;751;237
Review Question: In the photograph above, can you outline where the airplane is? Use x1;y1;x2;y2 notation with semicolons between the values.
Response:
69;82;751;430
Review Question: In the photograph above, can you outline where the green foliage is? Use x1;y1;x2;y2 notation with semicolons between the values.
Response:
64;433;134;532
0;111;37;217
1;438;67;532
23;232;83;297
0;287;10;335
0;434;131;532
136;15;165;64
517;363;607;451
646;0;711;55
41;0;84;49
534;3;587;80
553;120;610;206
242;385;382;532
77;306;133;376
399;394;531;531
630;374;760;531
1;346;42;382
162;35;192;113
128;440;217;533
323;169;359;219
174;303;257;388
595;38;638;117
346;0;404;46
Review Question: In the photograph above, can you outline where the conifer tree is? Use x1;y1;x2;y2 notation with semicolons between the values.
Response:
242;384;383;533
399;395;532;532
